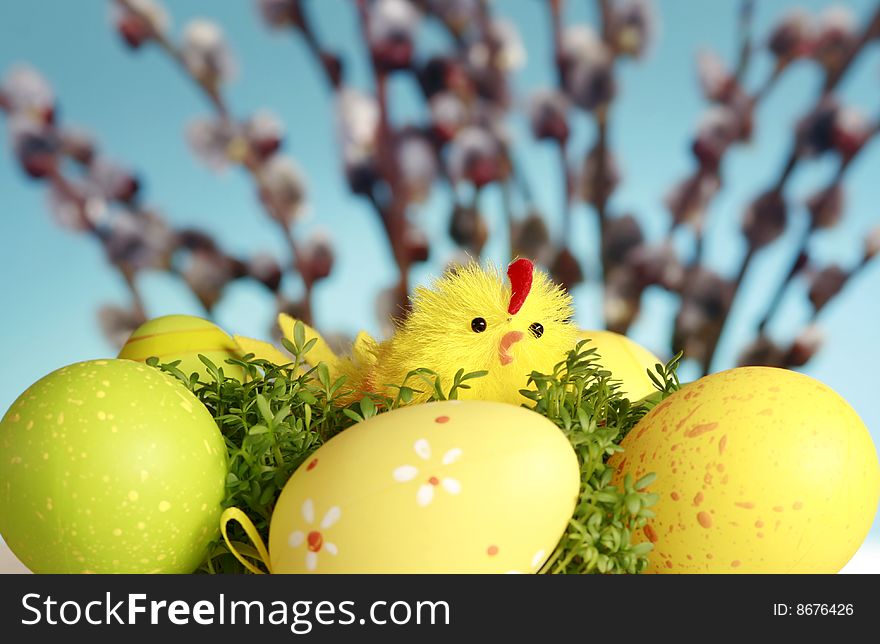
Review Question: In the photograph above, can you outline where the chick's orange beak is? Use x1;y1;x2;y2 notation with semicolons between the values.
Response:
499;331;523;366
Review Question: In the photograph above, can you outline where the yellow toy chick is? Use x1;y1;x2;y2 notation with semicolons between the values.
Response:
236;258;578;405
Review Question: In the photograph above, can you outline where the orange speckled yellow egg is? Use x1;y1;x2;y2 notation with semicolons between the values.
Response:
609;366;880;573
268;400;580;573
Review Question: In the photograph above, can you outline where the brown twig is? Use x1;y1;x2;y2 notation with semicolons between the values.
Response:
117;0;229;121
758;118;879;332
733;0;755;82
117;0;313;323
823;7;880;93
593;0;616;308
43;164;155;321
675;55;785;267
355;0;412;318
272;0;410;312
678;0;754;264
593;105;611;232
499;180;516;262
289;2;342;89
548;0;574;249
780;243;879;367
700;5;880;374
558;137;574;243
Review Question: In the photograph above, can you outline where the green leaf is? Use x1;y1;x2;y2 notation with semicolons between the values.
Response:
299;391;318;405
293;320;306;351
273;407;291;426
198;354;222;381
317;363;331;389
343;409;364;423
630;542;654;556
302;337;318;356
593;491;619;504
625;493;641;515
359;396;376;418
635;472;656;490
255;394;273;426
259;485;276;506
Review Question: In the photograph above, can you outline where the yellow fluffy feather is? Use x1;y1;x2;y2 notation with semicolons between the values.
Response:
238;258;578;406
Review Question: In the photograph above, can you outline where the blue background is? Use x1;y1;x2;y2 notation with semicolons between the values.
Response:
1;0;879;548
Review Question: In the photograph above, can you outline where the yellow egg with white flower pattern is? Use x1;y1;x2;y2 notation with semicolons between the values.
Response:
266;401;580;573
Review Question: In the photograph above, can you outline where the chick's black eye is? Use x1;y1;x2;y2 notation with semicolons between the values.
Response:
471;317;487;333
529;322;544;338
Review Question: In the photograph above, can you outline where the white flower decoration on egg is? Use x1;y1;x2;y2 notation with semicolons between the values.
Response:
531;549;547;570
393;438;462;507
504;549;548;574
287;499;341;571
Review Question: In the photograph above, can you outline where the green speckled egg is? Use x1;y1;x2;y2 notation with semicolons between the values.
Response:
0;359;227;573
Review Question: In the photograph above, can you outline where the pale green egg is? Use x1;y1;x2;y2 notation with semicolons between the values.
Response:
0;359;227;573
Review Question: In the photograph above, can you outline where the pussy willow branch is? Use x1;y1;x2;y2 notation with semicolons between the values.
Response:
823;6;880;93
548;0;574;247
669;4;785;370
355;0;412;318
814;240;878;322
49;167;148;318
0;100;198;322
665;0;783;331
733;0;755;82
756;133;874;334
475;0;516;260
686;0;761;266
284;3;414;317
375;70;413;312
756;26;880;335
674;19;770;267
117;0;228;120
781;243;879;367
288;1;342;90
594;0;613;270
116;0;312;323
0;91;152;319
701;5;880;373
686;77;785;263
583;0;643;332
500;180;516;261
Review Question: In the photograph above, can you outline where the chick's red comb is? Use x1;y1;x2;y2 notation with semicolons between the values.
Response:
507;258;534;315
